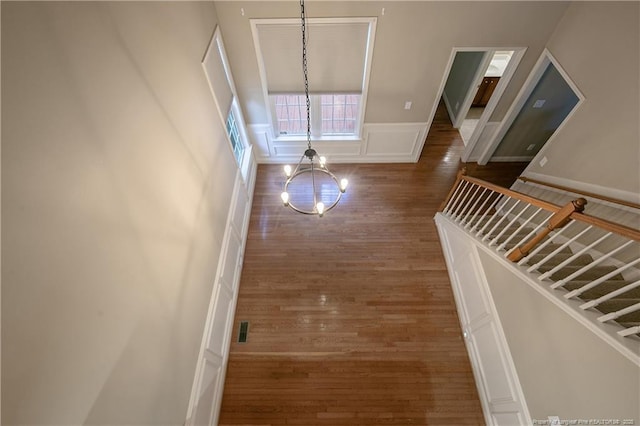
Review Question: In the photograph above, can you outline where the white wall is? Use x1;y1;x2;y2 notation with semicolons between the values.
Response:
478;250;640;422
215;1;568;128
443;51;485;126
523;2;640;199
2;2;239;424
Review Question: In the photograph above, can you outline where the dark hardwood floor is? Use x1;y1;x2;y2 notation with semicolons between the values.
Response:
218;101;524;425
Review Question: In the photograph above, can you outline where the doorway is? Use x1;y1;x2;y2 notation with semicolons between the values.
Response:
439;47;527;163
459;51;515;144
477;49;584;165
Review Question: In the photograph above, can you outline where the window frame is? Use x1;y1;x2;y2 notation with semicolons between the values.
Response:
251;17;377;142
203;26;251;175
269;93;362;139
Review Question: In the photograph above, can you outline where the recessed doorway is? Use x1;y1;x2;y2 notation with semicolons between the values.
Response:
438;47;526;164
459;51;515;145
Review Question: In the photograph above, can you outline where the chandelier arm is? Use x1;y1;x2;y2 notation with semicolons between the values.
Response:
290;152;306;179
310;157;318;210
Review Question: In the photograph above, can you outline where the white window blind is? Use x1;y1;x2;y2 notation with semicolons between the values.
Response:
202;29;233;117
254;20;370;94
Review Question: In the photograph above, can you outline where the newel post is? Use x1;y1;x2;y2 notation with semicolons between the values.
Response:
439;167;467;212
507;198;587;262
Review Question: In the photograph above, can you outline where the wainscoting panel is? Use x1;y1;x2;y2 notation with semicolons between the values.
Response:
248;122;428;163
185;156;255;425
191;354;223;426
272;140;361;159
435;213;531;426
247;124;272;159
220;231;242;292
231;189;248;239
363;123;428;162
206;285;234;355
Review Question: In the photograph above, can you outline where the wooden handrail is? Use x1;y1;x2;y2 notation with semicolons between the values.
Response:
460;175;563;213
508;198;587;262
459;174;640;241
569;211;640;241
446;173;640;263
518;176;640;210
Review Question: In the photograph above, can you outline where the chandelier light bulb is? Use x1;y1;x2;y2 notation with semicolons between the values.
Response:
316;202;325;217
284;164;292;177
281;191;290;206
340;178;349;193
319;156;326;167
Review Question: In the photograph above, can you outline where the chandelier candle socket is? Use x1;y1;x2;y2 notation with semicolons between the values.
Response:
280;0;349;217
281;148;348;217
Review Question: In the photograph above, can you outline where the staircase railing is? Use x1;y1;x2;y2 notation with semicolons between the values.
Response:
440;168;640;338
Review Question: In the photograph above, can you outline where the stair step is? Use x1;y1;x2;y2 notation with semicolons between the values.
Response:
548;265;623;281
529;254;594;272
562;280;640;300
617;321;640;329
596;299;640;323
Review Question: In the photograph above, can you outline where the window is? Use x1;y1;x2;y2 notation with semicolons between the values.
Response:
321;94;359;135
226;106;244;164
203;27;249;170
252;17;376;140
272;94;361;137
273;94;306;135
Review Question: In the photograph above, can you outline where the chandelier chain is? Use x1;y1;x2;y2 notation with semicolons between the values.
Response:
300;0;311;150
280;0;348;216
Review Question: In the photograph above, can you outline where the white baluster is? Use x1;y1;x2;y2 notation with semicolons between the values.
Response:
551;236;632;289
537;227;604;280
518;221;576;267
581;279;640;310
563;257;640;297
445;181;470;217
473;194;502;235
443;181;467;215
465;188;492;230
481;199;521;243
489;204;532;248
458;186;484;225
598;302;640;323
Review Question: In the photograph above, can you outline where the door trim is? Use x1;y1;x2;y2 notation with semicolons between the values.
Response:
477;48;585;165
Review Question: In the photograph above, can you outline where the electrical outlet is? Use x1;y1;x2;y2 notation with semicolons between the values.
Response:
527;144;536;151
404;101;412;110
540;156;548;167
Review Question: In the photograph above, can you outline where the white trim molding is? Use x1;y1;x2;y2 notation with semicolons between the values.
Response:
477;48;585;165
436;214;532;426
364;122;428;163
435;213;640;368
185;159;256;425
522;171;640;206
248;122;428;164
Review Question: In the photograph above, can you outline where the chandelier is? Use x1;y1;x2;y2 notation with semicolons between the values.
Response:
280;0;348;217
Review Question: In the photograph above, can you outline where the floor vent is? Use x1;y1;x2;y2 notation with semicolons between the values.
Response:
238;321;249;343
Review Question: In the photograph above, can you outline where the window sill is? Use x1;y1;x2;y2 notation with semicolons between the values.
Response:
273;135;362;143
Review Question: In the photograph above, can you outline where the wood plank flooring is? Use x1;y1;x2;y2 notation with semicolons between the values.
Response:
219;102;521;425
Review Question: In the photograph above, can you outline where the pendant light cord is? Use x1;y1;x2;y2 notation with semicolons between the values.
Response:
300;0;312;151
